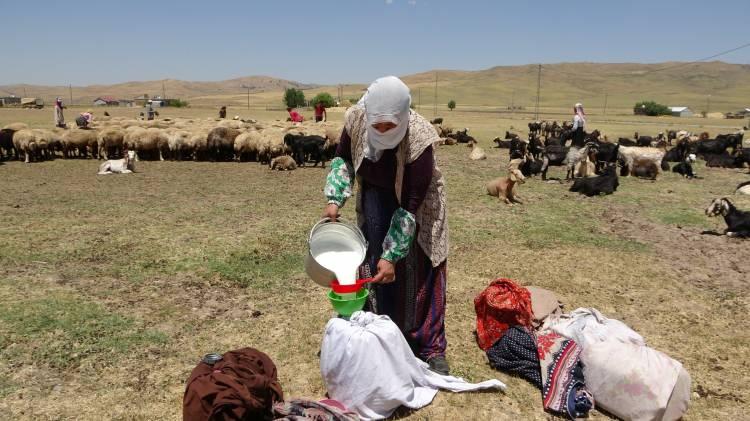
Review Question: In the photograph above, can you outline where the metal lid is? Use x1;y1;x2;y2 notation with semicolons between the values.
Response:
201;353;223;365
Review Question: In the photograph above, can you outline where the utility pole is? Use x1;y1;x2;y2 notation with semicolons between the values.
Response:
162;80;166;100
511;89;515;119
23;87;27;97
418;87;422;111
603;93;608;116
433;71;438;117
241;85;251;109
535;64;542;121
69;84;73;105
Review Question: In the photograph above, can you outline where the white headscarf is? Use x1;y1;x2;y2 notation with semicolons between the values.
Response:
359;76;411;162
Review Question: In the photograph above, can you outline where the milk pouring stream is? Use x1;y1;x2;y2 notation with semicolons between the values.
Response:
314;251;361;286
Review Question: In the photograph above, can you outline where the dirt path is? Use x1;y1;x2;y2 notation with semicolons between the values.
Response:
601;208;749;294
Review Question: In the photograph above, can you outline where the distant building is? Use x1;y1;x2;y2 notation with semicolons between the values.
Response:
669;106;693;118
133;95;150;106
0;96;21;106
93;96;119;106
118;99;135;107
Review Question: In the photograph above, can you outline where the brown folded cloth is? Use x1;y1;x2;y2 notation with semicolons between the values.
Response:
184;347;284;421
526;286;563;328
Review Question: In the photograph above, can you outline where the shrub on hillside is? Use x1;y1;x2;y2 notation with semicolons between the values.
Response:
634;101;671;116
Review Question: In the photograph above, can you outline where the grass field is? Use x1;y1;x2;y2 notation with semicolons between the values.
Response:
1;106;749;420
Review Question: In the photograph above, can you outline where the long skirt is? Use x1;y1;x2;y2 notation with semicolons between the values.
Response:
54;107;65;127
572;127;585;148
358;183;447;360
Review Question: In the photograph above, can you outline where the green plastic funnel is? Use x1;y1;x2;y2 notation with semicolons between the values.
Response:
327;289;369;317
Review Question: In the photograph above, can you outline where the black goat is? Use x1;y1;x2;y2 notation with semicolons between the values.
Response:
520;157;544;177
0;128;16;160
430;117;443;125
704;152;745;168
493;137;512;148
570;164;619;196
528;121;542;135
663;140;690;163
509;138;528;160
593;141;619;174
695;133;743;156
672;154;697;178
705;198;750;237
448;128;475;144
283;133;327;167
634;132;653;147
540;144;570;180
617;137;637;146
528;135;544;160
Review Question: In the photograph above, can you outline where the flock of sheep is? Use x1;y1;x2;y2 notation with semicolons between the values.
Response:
0;117;343;170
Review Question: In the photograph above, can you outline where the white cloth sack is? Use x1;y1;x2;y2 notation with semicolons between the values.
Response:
542;307;645;347
543;308;689;421
321;311;506;421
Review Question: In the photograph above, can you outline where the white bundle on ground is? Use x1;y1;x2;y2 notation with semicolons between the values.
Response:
542;308;690;421
321;311;506;421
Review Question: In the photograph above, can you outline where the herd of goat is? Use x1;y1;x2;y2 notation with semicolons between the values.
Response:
433;119;750;237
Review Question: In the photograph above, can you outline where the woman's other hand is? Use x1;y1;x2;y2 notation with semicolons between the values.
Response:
323;203;340;222
372;259;396;284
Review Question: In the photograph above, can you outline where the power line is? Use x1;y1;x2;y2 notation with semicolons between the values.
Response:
541;41;750;78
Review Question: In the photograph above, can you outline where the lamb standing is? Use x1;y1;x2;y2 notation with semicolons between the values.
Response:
98;150;136;174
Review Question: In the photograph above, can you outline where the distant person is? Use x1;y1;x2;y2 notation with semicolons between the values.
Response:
145;103;156;120
571;102;586;147
53;97;66;128
76;110;93;128
219;106;227;119
287;107;304;123
314;101;327;122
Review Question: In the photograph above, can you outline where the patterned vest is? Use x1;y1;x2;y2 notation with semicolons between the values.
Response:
344;105;449;267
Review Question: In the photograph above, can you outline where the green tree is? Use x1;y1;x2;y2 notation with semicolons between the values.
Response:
311;92;336;108
283;88;306;108
448;100;456;111
633;101;671;116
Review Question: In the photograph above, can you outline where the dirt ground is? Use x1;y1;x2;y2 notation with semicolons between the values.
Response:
1;107;749;420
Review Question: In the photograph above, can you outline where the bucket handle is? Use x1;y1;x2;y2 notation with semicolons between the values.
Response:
308;217;367;248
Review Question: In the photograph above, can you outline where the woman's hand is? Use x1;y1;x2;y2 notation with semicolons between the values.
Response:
323;203;340;222
372;259;396;284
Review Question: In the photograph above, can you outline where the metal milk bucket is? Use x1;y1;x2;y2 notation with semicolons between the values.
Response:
305;218;368;287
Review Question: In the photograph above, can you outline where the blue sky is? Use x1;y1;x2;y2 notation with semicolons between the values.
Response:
1;0;748;86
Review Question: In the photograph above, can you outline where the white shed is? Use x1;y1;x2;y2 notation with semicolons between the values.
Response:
669;106;693;118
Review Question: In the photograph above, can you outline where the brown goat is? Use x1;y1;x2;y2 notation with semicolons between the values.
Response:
486;167;526;206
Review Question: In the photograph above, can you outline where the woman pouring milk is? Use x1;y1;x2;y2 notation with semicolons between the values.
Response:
322;76;450;375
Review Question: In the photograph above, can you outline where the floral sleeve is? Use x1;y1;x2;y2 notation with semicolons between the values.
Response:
324;157;354;207
381;208;416;262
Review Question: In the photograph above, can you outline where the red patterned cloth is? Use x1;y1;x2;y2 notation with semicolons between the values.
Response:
474;278;533;351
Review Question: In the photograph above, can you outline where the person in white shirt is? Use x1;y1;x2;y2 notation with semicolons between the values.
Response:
571;103;586;147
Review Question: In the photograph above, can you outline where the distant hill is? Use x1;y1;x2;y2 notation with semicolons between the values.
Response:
3;62;748;113
395;61;750;113
0;76;316;105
